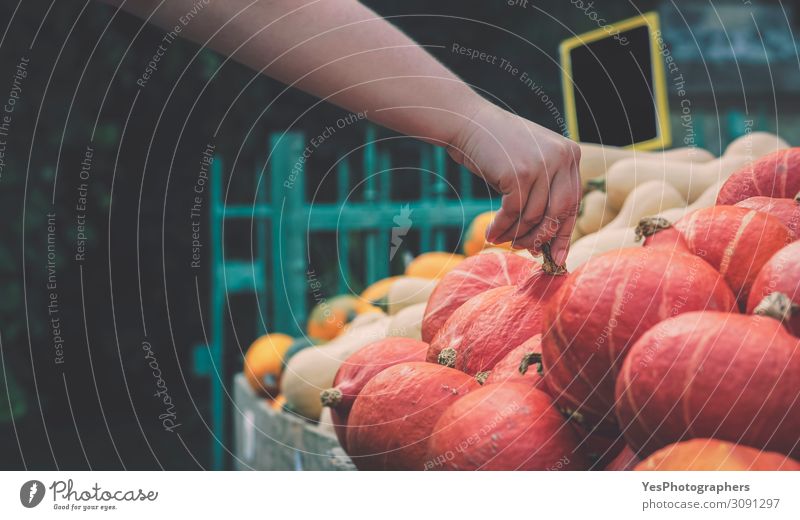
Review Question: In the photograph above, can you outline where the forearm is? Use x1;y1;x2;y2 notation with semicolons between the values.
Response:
103;0;485;145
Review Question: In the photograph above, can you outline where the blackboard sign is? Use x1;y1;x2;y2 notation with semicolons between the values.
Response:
560;12;671;150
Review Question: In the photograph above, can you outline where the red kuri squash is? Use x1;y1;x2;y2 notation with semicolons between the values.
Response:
345;362;479;470
542;247;736;435
616;301;800;458
320;337;429;451
429;251;567;376
716;148;800;205
426;383;587;470
605;446;641;471
735;195;800;239
635;216;690;253
421;251;533;343
636;439;800;471
747;241;800;336
484;334;544;386
673;205;792;307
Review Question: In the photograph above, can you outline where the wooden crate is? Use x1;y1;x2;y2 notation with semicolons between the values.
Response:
232;373;356;470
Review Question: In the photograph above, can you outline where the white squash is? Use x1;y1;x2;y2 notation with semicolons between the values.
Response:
579;142;714;182
281;313;390;420
386;276;438;315
723;131;789;158
385;302;426;340
577;190;618;235
603;155;751;210
603;180;685;230
566;226;640;272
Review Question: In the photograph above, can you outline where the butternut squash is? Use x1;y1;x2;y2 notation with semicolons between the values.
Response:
579;142;714;183
386;276;438;315
281;312;390;420
604;181;685;230
723;131;789;158
652;179;725;224
385;302;426;340
577;190;618;235
566;226;640;272
603;155;752;210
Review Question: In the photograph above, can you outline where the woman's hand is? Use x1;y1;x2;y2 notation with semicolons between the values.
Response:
447;103;582;265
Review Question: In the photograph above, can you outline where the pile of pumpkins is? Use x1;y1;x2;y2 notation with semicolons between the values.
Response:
243;132;800;471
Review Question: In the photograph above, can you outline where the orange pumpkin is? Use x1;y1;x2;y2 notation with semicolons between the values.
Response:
404;252;464;279
463;211;513;256
636;439;800;471
243;333;295;397
307;295;374;341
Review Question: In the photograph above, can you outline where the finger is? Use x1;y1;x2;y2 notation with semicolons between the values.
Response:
486;182;532;244
550;161;582;265
512;167;578;254
549;212;577;266
493;176;547;244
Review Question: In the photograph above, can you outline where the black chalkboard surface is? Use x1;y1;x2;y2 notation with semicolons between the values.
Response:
561;13;670;150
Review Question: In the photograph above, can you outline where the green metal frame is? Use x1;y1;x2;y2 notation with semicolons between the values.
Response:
194;128;494;469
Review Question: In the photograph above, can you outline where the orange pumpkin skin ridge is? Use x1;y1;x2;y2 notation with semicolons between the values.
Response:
327;338;429;451
674;205;792;308
735;196;800;240
616;311;800;459
484;334;544;386
345;362;479;470
542;247;736;435
429;263;566;376
636;439;800;471
422;252;533;343
716;147;800;206
426;383;588;470
747;242;800;337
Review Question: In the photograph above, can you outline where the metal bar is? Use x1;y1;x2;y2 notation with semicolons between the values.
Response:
418;147;432;252
459;165;473;201
255;165;268;336
209;154;225;470
363;126;379;284
306;202;491;229
432;147;447;251
337;160;351;294
271;132;308;336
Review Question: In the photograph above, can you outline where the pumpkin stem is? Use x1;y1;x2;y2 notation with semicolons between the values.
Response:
754;292;798;326
438;347;457;368
541;243;567;275
635;216;672;242
519;352;543;375
320;388;343;408
475;371;489;385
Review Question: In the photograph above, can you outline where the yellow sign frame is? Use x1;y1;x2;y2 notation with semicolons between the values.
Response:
560;11;671;150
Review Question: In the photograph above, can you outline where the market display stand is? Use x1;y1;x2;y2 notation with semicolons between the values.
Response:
232;373;356;470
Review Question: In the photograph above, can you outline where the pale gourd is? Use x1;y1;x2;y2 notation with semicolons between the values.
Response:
577;190;618;235
281;313;390;420
603;181;685;230
386;276;438;315
566;226;641;272
723;131;789;158
603;155;752;210
385;302;426;340
653;179;725;223
579;142;714;183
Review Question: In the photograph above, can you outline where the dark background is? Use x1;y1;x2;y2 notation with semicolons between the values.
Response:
1;0;798;469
